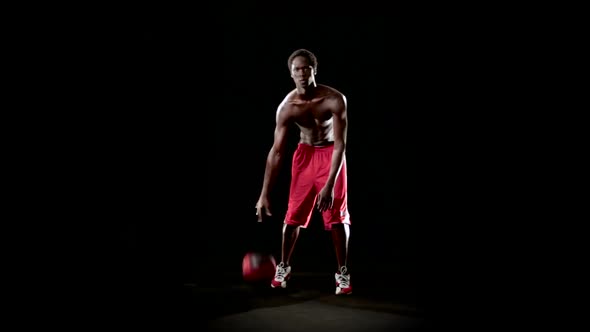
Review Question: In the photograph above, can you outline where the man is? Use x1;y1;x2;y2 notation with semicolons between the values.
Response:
255;49;352;295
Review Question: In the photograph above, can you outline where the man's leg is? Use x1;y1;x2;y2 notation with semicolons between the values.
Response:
273;144;313;289
331;223;350;269
332;223;352;295
282;223;300;265
271;224;300;288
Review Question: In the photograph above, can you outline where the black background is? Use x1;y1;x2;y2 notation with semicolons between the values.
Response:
24;6;558;330
108;13;414;308
64;11;434;327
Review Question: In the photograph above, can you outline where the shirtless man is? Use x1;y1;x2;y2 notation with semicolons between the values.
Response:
255;49;352;295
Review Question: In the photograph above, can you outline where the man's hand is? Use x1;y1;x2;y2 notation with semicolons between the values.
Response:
255;196;272;222
316;184;334;213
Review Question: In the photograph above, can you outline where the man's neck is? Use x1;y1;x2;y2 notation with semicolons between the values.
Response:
296;83;317;98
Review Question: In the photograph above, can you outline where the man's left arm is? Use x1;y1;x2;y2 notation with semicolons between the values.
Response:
317;94;348;212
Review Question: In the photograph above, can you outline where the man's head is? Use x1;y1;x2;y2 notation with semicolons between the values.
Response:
287;49;318;73
287;49;318;88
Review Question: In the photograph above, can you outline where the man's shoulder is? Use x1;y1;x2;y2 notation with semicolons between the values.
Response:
316;85;345;106
277;91;297;113
318;85;345;101
318;84;344;95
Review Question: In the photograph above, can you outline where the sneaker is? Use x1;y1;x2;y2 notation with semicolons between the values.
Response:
335;266;352;295
271;262;291;288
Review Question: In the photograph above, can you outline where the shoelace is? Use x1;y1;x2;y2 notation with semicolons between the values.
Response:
337;266;350;288
336;273;350;288
275;263;287;280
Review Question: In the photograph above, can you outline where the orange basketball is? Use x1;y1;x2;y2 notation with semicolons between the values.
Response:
242;252;277;282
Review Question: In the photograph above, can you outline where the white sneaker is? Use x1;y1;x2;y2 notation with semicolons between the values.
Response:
271;262;291;288
335;266;352;295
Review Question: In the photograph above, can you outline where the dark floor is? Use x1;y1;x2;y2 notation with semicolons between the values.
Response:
184;272;427;331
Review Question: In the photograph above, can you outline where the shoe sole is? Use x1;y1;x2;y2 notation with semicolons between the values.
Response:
336;287;352;295
271;279;288;288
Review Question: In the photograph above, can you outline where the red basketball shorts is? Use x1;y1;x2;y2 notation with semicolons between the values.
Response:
284;143;351;230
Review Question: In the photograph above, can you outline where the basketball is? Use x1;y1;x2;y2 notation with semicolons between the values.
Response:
242;252;277;282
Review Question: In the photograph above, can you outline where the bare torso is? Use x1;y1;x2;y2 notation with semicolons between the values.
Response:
283;84;343;146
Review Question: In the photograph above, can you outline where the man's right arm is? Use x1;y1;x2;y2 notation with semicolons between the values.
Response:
260;106;290;198
256;105;290;221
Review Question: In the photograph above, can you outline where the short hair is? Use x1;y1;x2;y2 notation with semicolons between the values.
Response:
287;49;318;72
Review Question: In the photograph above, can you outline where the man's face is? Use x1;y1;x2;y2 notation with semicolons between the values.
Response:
290;56;314;88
